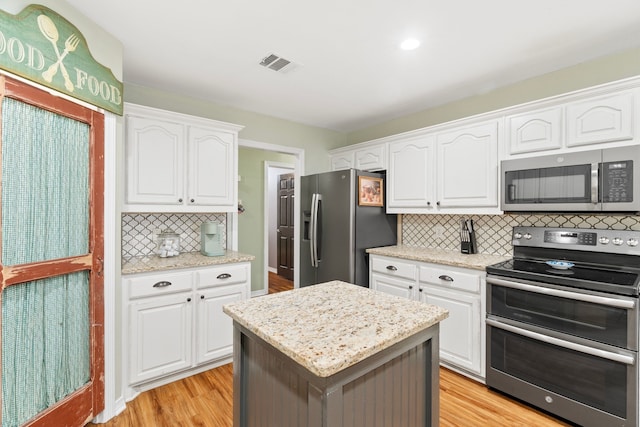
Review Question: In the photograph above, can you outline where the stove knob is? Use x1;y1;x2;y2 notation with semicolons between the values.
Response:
612;237;624;246
523;233;532;240
627;238;639;247
599;237;610;245
514;232;522;239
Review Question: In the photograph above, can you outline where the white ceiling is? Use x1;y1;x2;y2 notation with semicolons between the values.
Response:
64;0;640;132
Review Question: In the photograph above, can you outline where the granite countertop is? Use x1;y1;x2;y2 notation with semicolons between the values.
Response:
223;280;449;378
122;250;255;275
366;245;510;270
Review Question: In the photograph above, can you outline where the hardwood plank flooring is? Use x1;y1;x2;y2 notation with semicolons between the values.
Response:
88;366;573;426
268;271;294;294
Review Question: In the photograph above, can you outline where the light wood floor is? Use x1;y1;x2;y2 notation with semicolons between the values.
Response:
268;271;294;294
90;274;573;426
89;365;572;426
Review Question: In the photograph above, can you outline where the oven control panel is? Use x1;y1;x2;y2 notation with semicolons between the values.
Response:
544;230;596;246
512;226;640;255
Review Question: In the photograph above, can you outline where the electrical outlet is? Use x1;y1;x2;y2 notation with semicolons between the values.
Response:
433;225;445;239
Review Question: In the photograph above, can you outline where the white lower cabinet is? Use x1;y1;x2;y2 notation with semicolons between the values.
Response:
370;273;415;299
419;284;481;375
370;254;485;379
129;292;193;384
125;262;250;390
195;265;249;364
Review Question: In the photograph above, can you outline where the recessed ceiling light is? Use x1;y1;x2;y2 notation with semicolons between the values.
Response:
400;38;420;51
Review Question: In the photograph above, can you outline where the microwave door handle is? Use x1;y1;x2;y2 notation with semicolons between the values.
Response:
591;162;599;204
507;184;516;202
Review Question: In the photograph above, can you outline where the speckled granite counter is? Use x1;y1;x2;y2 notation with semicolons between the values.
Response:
224;280;448;378
367;245;510;270
122;250;255;275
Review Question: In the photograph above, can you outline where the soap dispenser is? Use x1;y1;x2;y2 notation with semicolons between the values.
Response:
200;221;224;256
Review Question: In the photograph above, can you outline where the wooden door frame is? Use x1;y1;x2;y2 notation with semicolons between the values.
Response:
0;74;105;426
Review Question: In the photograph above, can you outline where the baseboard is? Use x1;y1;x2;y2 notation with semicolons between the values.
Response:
91;396;127;424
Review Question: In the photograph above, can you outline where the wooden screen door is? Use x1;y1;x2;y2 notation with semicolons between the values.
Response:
0;75;104;426
277;173;295;280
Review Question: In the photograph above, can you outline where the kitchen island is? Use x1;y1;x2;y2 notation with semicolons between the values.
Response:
223;280;449;427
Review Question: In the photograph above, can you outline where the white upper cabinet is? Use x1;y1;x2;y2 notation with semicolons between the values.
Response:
387;135;435;210
566;92;634;147
436;121;499;208
187;125;235;207
354;143;387;171
330;142;387;171
506;107;563;154
505;87;637;158
330;151;354;171
124;103;243;212
387;120;499;213
126;116;185;205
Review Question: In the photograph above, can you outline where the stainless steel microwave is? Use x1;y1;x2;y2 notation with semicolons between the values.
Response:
501;145;640;212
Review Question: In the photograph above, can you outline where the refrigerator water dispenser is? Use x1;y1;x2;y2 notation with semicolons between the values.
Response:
200;221;224;256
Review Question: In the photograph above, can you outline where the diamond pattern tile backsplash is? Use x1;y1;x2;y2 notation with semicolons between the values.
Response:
402;213;640;256
122;213;227;260
122;212;640;260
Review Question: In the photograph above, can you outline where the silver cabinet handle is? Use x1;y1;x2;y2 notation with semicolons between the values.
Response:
386;265;398;271
438;275;454;282
217;273;232;279
153;281;172;288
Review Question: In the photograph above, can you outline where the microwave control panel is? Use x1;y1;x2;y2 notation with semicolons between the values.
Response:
601;160;633;203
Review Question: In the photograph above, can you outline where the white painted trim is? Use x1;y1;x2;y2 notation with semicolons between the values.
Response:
92;112;118;423
238;139;304;292
264;161;295;296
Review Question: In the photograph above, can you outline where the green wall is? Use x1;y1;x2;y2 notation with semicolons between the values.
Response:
346;46;640;144
238;147;296;292
124;83;344;174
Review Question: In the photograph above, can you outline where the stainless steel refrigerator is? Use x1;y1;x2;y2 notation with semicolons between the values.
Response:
300;169;397;287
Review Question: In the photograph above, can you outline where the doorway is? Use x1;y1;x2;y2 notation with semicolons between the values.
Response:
270;167;294;280
237;140;304;296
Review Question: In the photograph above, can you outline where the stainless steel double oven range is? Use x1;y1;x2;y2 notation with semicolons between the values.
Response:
486;226;640;427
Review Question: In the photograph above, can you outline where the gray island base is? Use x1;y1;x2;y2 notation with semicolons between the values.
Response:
223;281;449;427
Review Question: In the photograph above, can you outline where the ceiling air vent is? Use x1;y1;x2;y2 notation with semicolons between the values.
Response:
259;53;299;73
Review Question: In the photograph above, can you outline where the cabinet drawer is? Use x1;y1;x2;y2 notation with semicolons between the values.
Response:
128;271;193;299
419;266;480;293
371;257;416;280
196;264;249;289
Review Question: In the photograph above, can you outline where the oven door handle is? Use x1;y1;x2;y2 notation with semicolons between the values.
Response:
487;276;636;310
486;318;636;365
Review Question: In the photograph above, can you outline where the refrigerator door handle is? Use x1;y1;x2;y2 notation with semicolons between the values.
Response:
310;193;320;267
